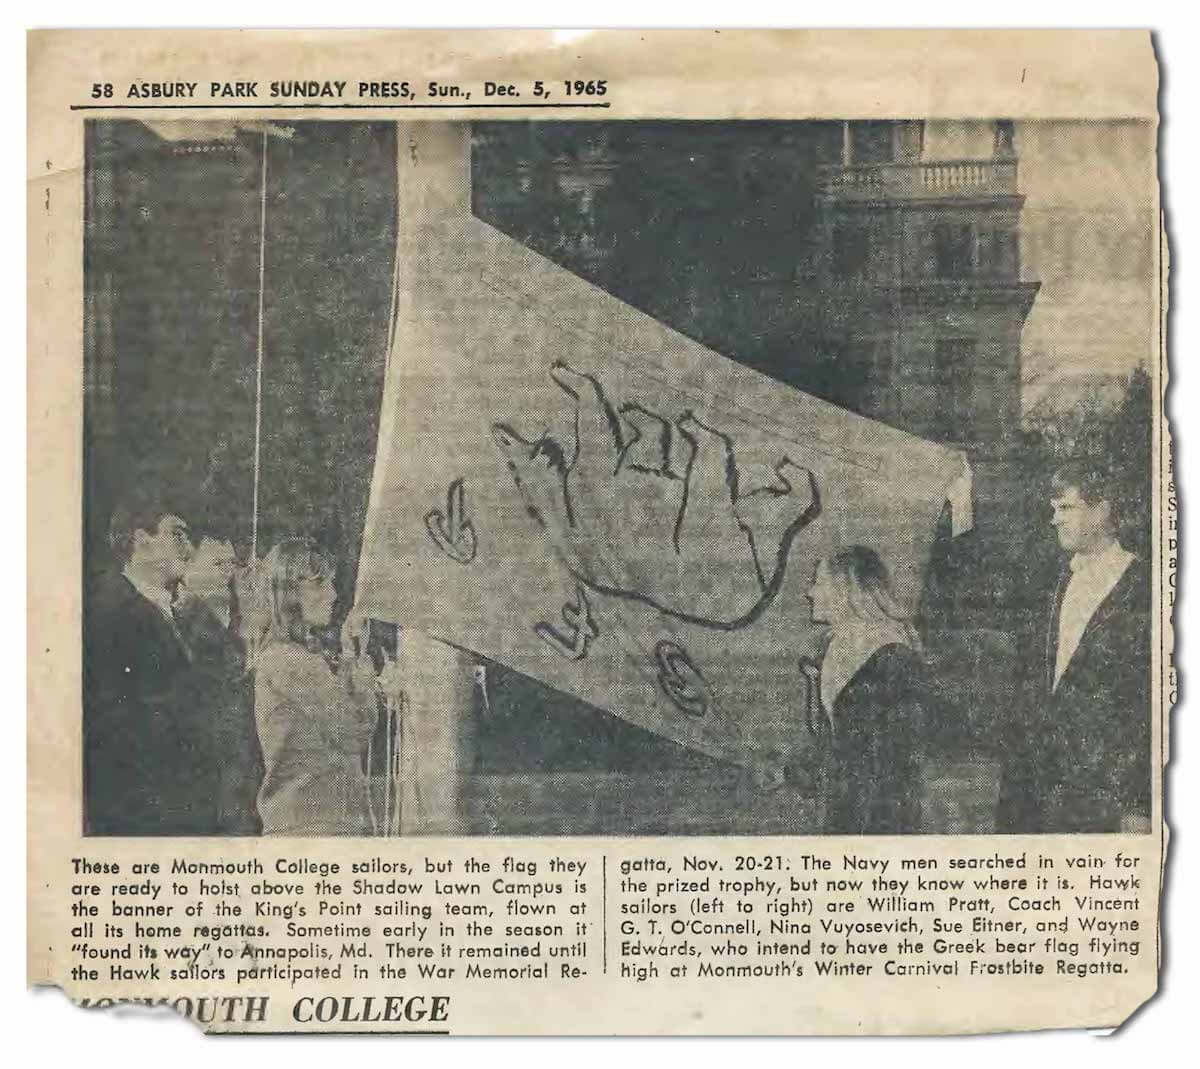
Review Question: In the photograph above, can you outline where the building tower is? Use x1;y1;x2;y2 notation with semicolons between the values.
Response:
812;120;1042;629
812;119;1040;451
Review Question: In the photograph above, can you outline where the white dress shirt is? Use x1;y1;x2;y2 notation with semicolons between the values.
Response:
122;564;176;623
1053;540;1134;689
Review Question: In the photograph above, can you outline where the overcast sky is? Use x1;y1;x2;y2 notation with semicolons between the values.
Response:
1015;120;1157;411
925;120;1156;414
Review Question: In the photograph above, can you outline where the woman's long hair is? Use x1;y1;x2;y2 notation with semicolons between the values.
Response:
827;545;921;653
246;538;335;663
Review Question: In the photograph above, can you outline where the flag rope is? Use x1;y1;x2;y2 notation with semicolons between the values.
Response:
251;128;269;562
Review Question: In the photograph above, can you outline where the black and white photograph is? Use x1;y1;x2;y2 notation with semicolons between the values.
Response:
80;115;1157;839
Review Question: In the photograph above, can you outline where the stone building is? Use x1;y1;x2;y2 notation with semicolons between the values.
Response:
476;120;1040;460
807;120;1044;633
809;119;1039;453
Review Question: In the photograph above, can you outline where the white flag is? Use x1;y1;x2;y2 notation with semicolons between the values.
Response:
356;124;971;771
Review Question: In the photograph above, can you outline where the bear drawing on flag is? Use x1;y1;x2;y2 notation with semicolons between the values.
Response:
491;361;821;630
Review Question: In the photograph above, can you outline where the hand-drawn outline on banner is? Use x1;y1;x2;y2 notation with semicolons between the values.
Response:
534;581;600;661
655;640;713;718
491;361;822;631
425;477;477;564
797;656;830;741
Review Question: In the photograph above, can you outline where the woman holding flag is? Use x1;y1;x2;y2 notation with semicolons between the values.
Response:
806;546;931;835
250;538;381;836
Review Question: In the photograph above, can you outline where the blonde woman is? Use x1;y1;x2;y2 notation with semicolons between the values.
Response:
806;546;929;835
252;539;378;836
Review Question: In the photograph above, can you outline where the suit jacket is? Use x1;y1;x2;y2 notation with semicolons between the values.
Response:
997;555;1150;833
83;571;220;835
173;593;263;835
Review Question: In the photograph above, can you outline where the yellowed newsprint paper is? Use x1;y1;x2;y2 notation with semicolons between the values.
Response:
27;29;1170;1035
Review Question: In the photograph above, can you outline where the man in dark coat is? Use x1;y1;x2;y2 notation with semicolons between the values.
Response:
997;462;1151;834
83;495;221;835
173;533;263;835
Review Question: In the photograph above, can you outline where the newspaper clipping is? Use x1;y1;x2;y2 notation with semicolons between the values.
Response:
27;29;1170;1034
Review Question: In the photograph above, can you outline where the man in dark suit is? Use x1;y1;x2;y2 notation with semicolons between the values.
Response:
173;533;263;834
997;462;1151;834
84;493;221;835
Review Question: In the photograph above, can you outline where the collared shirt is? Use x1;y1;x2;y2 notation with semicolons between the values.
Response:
1053;540;1134;689
122;564;175;623
821;622;912;719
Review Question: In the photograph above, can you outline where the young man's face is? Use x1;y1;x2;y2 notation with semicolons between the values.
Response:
298;575;338;630
183;538;237;602
1050;486;1112;555
133;514;193;584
